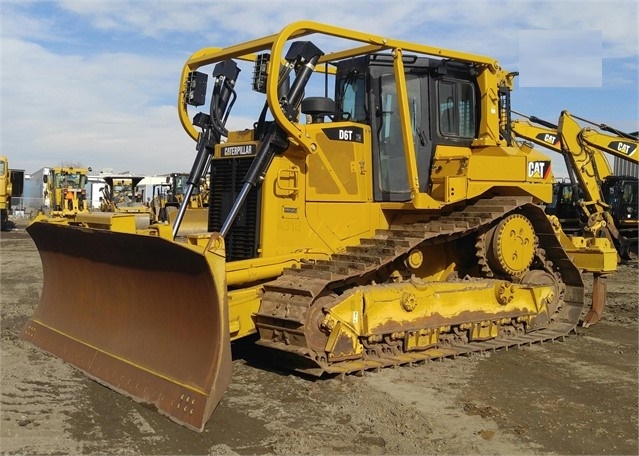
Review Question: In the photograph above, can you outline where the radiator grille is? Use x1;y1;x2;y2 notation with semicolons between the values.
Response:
208;157;260;261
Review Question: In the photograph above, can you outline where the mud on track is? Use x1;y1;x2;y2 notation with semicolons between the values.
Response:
1;224;637;455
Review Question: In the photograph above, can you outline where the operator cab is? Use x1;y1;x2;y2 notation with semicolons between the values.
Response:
333;54;480;202
602;175;638;228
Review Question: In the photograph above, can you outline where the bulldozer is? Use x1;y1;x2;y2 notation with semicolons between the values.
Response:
99;175;147;212
22;21;618;432
68;175;156;232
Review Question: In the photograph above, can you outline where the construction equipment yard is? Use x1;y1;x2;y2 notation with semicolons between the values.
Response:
1;221;637;455
2;18;638;456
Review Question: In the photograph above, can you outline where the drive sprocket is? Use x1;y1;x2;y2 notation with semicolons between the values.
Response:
484;213;538;277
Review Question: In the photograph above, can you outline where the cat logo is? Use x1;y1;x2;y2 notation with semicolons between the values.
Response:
535;132;559;146
608;140;637;157
528;160;551;179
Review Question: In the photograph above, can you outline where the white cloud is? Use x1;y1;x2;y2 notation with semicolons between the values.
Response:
53;1;637;58
519;30;603;87
0;0;636;176
0;36;191;174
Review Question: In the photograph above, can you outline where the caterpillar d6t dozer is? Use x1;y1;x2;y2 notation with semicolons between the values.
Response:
22;21;618;432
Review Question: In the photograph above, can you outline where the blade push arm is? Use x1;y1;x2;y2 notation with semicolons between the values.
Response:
220;41;324;237
172;61;241;239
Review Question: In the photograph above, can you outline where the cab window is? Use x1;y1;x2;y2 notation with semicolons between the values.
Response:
338;74;366;122
438;79;475;138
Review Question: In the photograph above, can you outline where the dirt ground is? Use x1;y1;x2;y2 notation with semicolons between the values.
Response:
1;220;637;455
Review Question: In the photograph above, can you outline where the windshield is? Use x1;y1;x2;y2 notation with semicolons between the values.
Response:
55;172;86;189
338;73;366;122
621;181;637;205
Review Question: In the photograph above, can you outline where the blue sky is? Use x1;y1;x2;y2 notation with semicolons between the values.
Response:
1;0;637;177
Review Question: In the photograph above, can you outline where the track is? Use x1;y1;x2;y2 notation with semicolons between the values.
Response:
255;196;585;376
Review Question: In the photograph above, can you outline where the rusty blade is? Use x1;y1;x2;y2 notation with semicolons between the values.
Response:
22;221;231;432
582;273;608;328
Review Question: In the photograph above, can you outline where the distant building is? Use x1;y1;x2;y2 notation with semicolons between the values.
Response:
614;157;638;178
86;175;106;209
23;167;51;212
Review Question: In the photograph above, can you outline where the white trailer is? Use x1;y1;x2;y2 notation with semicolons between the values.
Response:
24;167;51;211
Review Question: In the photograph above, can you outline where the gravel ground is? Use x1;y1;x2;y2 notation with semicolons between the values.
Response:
1;220;637;455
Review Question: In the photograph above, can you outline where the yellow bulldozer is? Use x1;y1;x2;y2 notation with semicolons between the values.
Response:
0;155;12;230
22;21;618;432
98;175;155;225
99;175;147;212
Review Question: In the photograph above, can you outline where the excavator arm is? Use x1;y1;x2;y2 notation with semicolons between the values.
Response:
557;111;637;252
512;111;637;326
512;111;637;247
577;115;638;161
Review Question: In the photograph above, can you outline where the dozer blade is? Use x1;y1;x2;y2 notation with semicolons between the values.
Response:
21;221;231;432
169;207;209;237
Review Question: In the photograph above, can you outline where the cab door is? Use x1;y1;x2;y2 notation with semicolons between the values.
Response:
369;64;432;202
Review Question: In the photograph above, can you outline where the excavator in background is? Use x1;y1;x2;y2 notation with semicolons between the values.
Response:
0;155;12;230
511;111;638;261
545;178;585;233
601;175;638;240
151;172;209;235
22;21;619;432
548;175;639;240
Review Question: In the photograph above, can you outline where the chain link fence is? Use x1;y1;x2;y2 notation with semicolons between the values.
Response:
10;196;104;220
9;197;44;219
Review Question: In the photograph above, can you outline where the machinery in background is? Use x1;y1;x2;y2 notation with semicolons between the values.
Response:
35;166;90;219
512;111;638;259
23;21;618;432
99;175;147;212
601;175;638;243
0;155;12;230
151;172;209;235
545;178;585;233
60;175;155;231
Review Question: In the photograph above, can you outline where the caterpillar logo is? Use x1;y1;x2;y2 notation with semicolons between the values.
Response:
528;160;552;179
220;143;257;157
608;140;637;157
535;132;560;146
